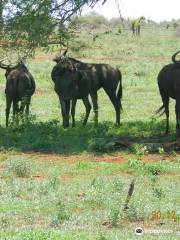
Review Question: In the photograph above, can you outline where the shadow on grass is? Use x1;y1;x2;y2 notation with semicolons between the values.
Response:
0;119;177;154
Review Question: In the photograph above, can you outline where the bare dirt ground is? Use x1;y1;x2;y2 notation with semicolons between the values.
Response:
35;53;51;62
26;151;177;164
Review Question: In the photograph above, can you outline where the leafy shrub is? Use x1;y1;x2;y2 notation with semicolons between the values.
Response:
71;11;108;29
175;26;180;37
108;206;120;227
145;163;164;175
6;158;31;177
51;200;70;226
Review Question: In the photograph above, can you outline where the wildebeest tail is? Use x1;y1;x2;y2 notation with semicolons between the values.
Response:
155;104;165;116
30;78;36;94
116;69;122;109
12;77;19;96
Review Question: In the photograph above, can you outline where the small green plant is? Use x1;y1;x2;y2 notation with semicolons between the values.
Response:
145;163;163;175
158;147;165;154
49;176;60;190
108;207;120;227
87;138;107;152
6;158;31;177
124;204;145;222
134;144;149;157
152;186;165;199
51;200;70;226
84;195;105;209
150;175;165;199
127;158;144;171
112;178;124;192
0;216;10;229
96;234;108;240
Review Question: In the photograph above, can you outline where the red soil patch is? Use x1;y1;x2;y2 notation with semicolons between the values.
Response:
35;53;51;62
141;154;177;162
60;175;73;183
27;152;129;164
27;152;177;164
14;174;46;180
30;175;46;180
35;89;54;97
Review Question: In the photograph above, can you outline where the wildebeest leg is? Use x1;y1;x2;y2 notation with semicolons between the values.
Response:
6;96;12;127
25;96;31;116
82;96;91;125
13;100;19;125
90;92;98;125
65;100;70;118
13;101;19;115
19;97;26;113
59;97;65;127
59;97;69;128
71;99;77;127
65;100;70;127
162;95;169;134
105;90;120;126
175;99;180;133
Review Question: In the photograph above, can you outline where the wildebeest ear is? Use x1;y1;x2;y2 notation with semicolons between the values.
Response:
52;56;60;63
62;48;68;56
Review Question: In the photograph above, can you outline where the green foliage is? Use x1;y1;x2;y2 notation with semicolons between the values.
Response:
0;0;105;60
6;158;31;177
51;200;70;226
96;234;108;240
72;11;108;29
108;206;120;227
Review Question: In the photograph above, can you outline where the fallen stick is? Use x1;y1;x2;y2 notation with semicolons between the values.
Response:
123;178;136;210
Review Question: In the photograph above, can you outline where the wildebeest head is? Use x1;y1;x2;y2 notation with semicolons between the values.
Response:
52;58;79;100
53;48;68;65
0;60;27;78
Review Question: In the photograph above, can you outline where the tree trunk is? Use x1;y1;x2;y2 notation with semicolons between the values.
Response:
114;0;124;29
0;0;4;31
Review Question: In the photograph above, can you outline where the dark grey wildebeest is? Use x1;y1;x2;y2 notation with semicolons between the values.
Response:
52;50;122;128
157;51;180;134
51;60;100;127
0;61;35;127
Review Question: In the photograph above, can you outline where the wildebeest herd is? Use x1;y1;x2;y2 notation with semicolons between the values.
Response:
0;50;180;134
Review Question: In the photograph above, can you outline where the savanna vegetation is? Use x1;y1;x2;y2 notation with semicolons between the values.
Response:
0;8;180;240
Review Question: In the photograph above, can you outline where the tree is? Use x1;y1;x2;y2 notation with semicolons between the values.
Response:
114;0;124;29
0;0;7;30
0;0;107;61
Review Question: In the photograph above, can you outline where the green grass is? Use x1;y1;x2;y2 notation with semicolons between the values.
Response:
0;26;179;239
0;151;179;239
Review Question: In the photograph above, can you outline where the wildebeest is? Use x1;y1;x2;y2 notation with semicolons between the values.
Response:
52;49;122;128
51;59;99;127
157;51;180;134
0;61;35;127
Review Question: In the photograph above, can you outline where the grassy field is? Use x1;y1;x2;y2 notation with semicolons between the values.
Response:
0;26;180;239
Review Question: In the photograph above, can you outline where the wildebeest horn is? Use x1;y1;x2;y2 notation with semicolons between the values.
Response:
0;60;19;70
62;47;68;56
172;51;180;64
0;61;8;69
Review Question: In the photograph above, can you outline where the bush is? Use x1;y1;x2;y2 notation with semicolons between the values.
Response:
71;11;108;29
6;158;31;177
175;26;180;37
